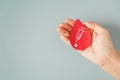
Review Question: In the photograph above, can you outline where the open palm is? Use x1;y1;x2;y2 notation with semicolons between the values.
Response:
57;18;116;66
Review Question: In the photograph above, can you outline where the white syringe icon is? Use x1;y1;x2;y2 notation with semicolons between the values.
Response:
74;27;85;47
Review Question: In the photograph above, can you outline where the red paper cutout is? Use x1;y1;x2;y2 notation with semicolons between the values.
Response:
70;19;92;50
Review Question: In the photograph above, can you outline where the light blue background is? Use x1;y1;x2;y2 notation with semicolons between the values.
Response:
0;0;120;80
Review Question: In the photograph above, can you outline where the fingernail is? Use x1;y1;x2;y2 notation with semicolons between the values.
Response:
60;36;64;40
57;27;60;32
59;22;64;27
60;36;68;44
59;24;62;27
84;21;89;24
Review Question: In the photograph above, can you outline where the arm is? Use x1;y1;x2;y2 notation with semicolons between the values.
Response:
57;18;120;79
101;51;120;80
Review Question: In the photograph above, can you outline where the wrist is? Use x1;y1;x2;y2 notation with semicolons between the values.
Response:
100;51;120;79
101;51;119;67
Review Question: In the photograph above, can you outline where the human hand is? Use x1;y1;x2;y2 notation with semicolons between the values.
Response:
57;18;118;66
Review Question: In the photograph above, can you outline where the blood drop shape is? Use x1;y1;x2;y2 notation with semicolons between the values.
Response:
70;19;92;50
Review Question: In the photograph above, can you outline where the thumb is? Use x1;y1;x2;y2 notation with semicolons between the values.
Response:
84;22;106;34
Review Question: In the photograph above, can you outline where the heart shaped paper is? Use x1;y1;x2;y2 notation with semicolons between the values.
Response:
70;19;92;50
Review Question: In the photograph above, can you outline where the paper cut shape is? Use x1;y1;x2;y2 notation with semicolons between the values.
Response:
70;19;92;50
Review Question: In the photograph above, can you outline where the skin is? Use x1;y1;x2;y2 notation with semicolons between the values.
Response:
57;18;120;79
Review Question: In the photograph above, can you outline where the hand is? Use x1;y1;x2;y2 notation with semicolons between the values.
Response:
57;18;117;66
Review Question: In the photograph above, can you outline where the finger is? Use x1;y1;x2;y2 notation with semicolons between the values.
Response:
83;24;94;34
66;18;75;27
60;36;70;45
84;22;106;34
59;22;72;31
57;27;70;37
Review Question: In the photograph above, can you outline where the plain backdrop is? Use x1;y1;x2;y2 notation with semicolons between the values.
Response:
0;0;120;80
